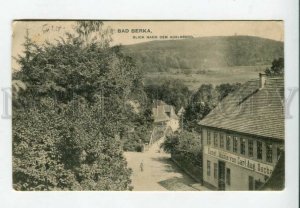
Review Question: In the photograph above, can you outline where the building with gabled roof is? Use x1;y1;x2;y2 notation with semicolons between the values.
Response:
152;100;179;132
198;73;284;190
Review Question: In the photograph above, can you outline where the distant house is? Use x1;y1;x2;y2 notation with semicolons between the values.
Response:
152;100;179;132
198;73;284;190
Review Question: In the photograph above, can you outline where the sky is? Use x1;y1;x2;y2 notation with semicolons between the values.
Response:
12;21;283;70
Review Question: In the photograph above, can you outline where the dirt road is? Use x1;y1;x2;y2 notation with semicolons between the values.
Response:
124;139;209;191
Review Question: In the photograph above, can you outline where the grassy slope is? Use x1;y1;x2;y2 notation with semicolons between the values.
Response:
144;66;268;91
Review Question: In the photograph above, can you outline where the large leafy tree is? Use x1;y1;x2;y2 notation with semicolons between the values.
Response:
183;84;217;129
183;83;240;130
215;83;241;101
13;21;142;190
145;79;191;112
265;57;284;76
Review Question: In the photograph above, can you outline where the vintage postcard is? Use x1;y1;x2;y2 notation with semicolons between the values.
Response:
12;20;284;191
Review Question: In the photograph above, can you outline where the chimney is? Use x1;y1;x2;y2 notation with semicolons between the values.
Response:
259;73;266;89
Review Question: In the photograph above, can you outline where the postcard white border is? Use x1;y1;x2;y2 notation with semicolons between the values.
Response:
0;0;298;208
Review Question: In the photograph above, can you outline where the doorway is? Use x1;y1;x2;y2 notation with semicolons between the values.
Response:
218;161;226;190
249;176;254;190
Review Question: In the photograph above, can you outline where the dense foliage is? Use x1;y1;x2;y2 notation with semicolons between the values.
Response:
145;79;191;112
13;99;132;190
183;83;240;130
265;57;284;76
121;107;153;152
161;131;202;156
12;21;148;190
161;131;203;181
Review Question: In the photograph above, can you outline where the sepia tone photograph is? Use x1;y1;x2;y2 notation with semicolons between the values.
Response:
12;20;284;191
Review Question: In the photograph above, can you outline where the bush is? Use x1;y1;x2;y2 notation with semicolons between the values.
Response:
135;145;144;152
161;130;201;155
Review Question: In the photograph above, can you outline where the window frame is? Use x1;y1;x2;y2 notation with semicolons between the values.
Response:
226;168;231;185
257;141;263;160
248;139;254;157
226;135;231;151
220;134;224;148
240;138;246;155
207;131;211;145
214;163;217;179
214;132;218;147
233;136;238;153
266;143;273;163
207;160;211;176
249;176;254;190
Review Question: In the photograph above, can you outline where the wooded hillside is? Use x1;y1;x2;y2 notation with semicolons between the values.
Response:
122;36;283;73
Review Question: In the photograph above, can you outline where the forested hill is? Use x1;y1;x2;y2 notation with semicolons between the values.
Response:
121;36;284;73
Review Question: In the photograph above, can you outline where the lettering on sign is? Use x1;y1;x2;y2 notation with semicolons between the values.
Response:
204;146;274;176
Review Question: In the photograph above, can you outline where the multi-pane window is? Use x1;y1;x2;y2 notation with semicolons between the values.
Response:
214;133;218;147
207;131;211;145
220;134;224;148
226;135;231;151
233;136;238;153
257;141;263;160
266;143;273;163
248;140;253;157
240;138;246;155
214;163;218;179
226;168;231;185
207;160;211;176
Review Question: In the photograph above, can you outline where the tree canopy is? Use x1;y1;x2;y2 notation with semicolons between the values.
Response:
265;57;284;76
12;21;145;190
183;83;240;130
145;79;191;112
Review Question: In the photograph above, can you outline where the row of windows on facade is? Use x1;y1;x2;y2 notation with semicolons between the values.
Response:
206;160;264;190
206;131;274;163
207;160;231;185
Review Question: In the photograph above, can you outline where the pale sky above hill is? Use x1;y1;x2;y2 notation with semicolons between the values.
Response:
12;21;283;71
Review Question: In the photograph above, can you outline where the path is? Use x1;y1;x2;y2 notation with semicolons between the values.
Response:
124;139;210;191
